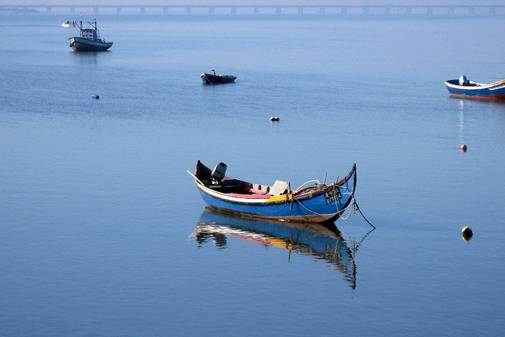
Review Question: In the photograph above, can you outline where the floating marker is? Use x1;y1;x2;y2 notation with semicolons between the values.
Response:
461;225;473;241
460;144;467;152
270;116;280;122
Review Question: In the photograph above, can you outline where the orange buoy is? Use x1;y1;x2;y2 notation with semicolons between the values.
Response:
461;225;473;241
460;144;467;152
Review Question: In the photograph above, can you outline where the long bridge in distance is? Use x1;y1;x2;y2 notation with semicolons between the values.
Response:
1;4;505;17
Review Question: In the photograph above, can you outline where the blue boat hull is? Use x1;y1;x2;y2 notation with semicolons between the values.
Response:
193;164;357;223
201;73;236;85
68;37;113;52
446;86;505;96
445;79;505;100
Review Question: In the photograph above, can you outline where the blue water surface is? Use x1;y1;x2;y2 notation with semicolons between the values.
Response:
0;14;504;337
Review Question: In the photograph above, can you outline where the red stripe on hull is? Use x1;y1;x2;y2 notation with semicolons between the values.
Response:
449;93;505;102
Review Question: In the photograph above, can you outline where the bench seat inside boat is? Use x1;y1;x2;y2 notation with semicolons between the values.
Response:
196;160;290;199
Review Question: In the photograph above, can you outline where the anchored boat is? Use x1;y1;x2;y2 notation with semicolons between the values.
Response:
194;209;358;288
445;75;505;100
188;161;357;223
201;69;236;85
68;19;113;52
61;20;74;28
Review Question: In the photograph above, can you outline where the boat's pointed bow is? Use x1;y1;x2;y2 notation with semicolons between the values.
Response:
337;163;357;206
350;163;357;195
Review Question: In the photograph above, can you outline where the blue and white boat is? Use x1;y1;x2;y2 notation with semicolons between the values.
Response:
188;161;357;223
445;75;505;100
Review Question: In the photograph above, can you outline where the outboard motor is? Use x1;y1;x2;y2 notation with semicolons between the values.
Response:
211;162;227;183
459;75;468;86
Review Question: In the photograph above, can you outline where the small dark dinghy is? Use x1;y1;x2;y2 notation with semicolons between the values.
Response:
201;69;236;85
445;75;505;100
61;20;73;28
188;160;357;224
68;19;113;52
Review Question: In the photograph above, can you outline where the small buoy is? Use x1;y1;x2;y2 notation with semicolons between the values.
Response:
270;116;280;122
461;225;473;241
460;144;467;152
92;95;100;100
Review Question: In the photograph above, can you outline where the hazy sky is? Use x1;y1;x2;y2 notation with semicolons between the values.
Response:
3;0;504;5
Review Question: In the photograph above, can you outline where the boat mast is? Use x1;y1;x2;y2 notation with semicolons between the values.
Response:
93;18;99;39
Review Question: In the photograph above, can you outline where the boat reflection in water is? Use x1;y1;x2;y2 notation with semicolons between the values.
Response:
193;208;371;289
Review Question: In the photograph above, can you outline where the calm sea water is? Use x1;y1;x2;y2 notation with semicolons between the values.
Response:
1;14;505;337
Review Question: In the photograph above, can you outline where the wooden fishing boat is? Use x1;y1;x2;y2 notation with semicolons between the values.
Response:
445;75;505;100
188;160;357;223
194;209;357;288
201;70;236;85
68;19;113;52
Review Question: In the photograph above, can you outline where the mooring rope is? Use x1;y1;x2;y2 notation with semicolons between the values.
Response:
293;191;351;219
293;198;327;217
292;183;375;229
352;199;376;229
293;179;321;193
338;201;355;221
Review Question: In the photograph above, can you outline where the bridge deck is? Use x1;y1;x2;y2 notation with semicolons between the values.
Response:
1;4;504;16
